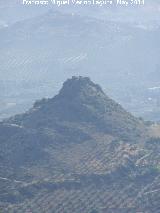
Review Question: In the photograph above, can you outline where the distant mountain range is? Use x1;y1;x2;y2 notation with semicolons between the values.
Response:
0;8;160;121
1;0;160;24
0;76;160;212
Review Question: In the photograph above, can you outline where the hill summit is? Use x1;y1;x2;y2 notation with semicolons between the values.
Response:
58;76;105;99
8;76;146;142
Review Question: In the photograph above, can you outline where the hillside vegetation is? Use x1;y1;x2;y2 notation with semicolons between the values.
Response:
0;77;160;213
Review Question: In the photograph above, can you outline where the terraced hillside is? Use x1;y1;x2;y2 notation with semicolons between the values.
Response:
0;76;160;212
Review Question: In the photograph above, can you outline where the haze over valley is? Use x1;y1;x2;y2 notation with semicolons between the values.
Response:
1;1;160;212
0;1;160;121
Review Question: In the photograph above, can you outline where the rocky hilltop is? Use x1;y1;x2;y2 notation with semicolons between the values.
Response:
8;76;146;142
0;77;159;213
